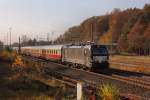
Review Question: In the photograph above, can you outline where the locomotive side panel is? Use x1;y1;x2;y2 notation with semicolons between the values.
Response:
62;46;92;68
62;47;85;65
84;48;91;67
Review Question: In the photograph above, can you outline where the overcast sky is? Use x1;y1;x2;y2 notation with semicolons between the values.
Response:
0;0;149;44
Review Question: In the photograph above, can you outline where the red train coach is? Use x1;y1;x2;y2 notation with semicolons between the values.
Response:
21;45;63;61
40;45;63;61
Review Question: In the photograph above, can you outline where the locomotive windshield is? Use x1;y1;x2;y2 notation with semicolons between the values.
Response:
92;46;108;55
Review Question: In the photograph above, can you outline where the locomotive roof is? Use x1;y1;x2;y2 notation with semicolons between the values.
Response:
64;45;91;49
63;44;106;49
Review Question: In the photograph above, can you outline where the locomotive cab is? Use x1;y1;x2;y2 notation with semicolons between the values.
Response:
91;45;109;69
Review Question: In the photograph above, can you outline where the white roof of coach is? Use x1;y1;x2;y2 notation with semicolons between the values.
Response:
41;45;63;50
21;45;64;50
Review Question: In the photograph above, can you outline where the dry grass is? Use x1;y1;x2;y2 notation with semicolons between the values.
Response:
110;55;150;65
0;61;75;100
0;55;76;100
98;84;119;100
110;63;150;74
12;55;26;68
3;95;55;100
110;55;150;74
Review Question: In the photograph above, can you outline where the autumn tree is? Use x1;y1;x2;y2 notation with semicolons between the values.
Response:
143;4;150;22
118;34;128;52
127;21;145;53
55;4;150;55
143;22;150;54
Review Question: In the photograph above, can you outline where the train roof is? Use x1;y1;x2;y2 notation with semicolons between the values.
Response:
21;45;64;50
63;45;91;49
40;45;63;49
63;44;107;49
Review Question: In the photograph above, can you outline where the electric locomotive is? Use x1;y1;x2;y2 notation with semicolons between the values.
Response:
62;44;109;70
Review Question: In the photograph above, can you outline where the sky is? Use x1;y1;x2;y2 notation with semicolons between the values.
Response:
0;0;149;44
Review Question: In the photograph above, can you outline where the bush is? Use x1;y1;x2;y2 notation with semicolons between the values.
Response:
1;47;15;61
5;46;13;53
98;83;119;100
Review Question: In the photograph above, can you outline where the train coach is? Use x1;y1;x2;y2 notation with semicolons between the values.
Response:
21;45;63;61
40;45;63;61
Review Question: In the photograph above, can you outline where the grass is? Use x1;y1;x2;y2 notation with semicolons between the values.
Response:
98;83;119;100
0;47;15;61
0;61;53;99
110;55;150;74
0;51;77;100
0;64;76;99
110;55;150;65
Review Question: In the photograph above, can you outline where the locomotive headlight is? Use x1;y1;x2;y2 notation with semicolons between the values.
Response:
93;56;107;63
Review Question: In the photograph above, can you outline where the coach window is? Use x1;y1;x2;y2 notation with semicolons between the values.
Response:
58;50;59;54
57;50;59;54
56;50;57;54
59;50;61;54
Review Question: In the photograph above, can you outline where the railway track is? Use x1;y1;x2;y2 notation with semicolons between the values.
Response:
96;68;150;90
22;55;150;100
62;64;150;90
111;74;150;89
45;64;150;100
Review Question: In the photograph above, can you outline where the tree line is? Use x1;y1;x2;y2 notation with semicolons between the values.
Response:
55;4;150;55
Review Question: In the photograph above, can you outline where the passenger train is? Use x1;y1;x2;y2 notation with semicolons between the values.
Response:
13;44;109;70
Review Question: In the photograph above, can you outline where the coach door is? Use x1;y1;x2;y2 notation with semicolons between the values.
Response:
42;49;46;58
